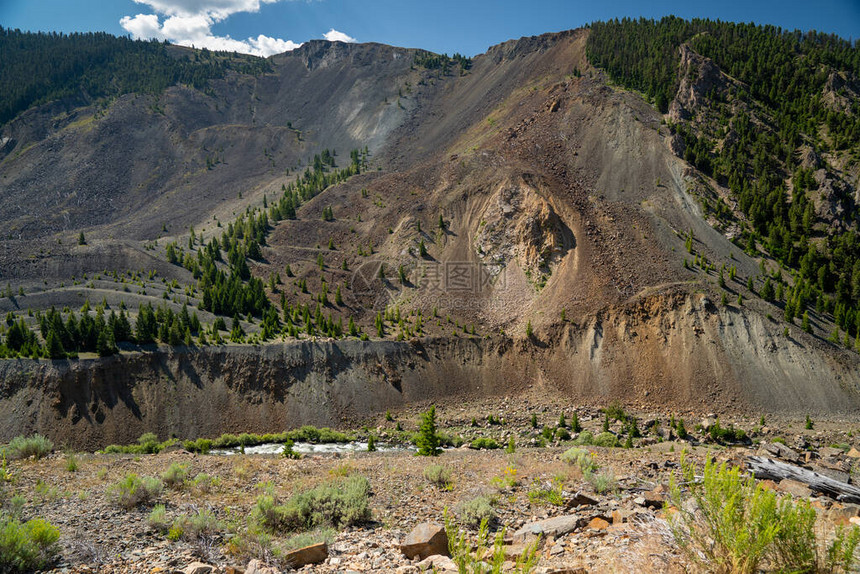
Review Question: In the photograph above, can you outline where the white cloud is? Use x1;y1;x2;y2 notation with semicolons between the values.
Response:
120;0;302;57
132;0;282;21
119;14;164;40
323;28;356;43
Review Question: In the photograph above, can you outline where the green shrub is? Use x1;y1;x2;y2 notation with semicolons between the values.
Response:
587;471;616;494
470;438;500;450
561;447;597;474
0;457;11;483
708;420;748;444
602;401;628;422
455;496;496;529
253;475;371;532
555;428;571;441
65;454;78;472
211;433;240;448
528;478;564;506
190;473;218;494
106;473;163;509
571;431;595;446
293;426;350;444
103;432;175;454
437;431;464;448
446;512;540;574
7;497;25;519
281;439;301;460
669;456;860;573
173;508;221;541
591;432;620;448
6;435;53;460
0;515;61;572
148;504;171;532
183;438;212;454
423;464;453;489
161;463;189;490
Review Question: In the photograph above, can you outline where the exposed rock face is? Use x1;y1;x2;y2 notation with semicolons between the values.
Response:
2;292;860;448
474;178;571;279
669;44;729;123
822;70;860;114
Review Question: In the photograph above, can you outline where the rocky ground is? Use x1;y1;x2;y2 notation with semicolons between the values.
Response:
4;400;860;573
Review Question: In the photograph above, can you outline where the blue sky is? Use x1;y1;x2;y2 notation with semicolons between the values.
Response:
1;0;858;57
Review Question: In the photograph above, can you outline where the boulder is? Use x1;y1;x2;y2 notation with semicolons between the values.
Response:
512;514;581;543
416;554;458;572
642;485;667;509
245;559;279;574
182;563;215;574
586;516;610;530
819;447;845;459
401;523;449;560
759;442;801;464
284;542;328;568
565;492;598;508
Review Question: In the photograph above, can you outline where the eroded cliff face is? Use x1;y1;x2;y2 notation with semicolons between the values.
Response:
2;292;857;449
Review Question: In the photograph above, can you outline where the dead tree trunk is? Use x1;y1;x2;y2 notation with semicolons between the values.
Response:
746;456;860;503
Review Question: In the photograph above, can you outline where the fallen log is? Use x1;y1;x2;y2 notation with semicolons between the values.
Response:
746;456;860;503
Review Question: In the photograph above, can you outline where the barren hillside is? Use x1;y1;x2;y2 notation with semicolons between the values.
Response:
0;24;859;446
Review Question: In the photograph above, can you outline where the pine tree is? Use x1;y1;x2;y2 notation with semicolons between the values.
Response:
375;312;384;338
78;232;86;245
802;311;811;333
415;405;441;456
761;278;774;301
46;330;66;359
570;412;582;433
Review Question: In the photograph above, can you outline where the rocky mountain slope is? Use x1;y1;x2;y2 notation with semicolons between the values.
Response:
1;24;859;446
